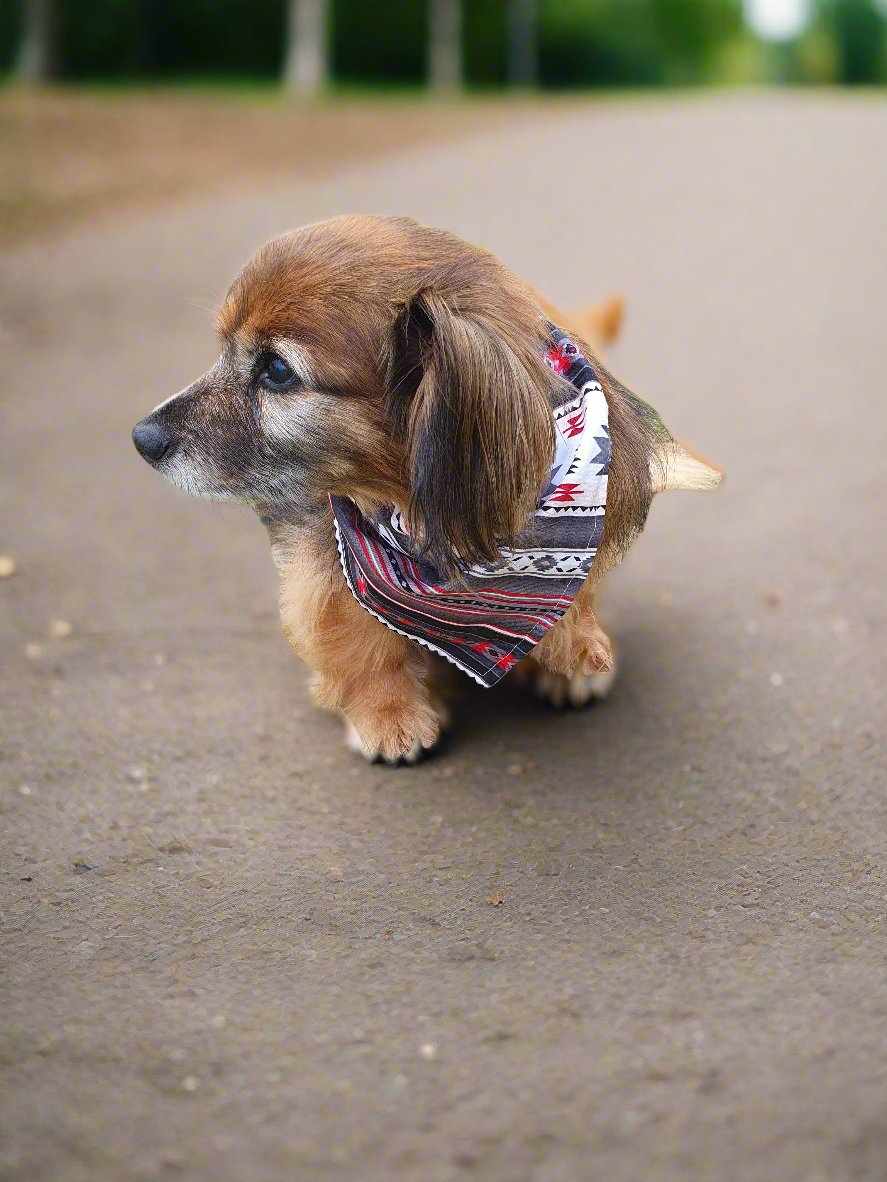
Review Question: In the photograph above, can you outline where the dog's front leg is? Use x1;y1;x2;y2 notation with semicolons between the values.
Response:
530;576;617;707
311;591;441;764
278;541;441;763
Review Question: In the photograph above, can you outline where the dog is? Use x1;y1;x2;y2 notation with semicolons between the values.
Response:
133;215;720;763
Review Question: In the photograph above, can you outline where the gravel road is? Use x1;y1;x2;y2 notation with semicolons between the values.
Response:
2;95;886;1182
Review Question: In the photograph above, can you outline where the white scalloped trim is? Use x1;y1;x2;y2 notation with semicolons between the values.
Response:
333;512;496;688
328;331;608;689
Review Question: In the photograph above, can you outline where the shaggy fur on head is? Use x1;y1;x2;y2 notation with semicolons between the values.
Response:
133;214;718;763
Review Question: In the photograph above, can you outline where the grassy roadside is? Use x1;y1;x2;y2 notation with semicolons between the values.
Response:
0;86;528;247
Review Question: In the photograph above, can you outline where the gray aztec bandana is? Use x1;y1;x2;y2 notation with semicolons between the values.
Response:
331;325;610;687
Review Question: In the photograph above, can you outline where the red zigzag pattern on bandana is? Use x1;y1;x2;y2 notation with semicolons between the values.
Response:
331;325;610;687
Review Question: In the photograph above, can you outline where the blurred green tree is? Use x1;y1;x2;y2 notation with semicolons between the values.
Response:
538;0;744;88
464;0;508;86
284;0;329;93
331;0;426;84
509;0;538;86
429;0;462;89
1;0;885;89
14;0;58;80
820;0;887;82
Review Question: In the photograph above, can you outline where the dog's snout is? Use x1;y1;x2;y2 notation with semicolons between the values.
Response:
132;418;173;464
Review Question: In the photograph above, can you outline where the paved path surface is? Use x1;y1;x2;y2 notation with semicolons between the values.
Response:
2;96;886;1182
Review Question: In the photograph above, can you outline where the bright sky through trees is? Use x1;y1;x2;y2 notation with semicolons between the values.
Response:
744;0;812;40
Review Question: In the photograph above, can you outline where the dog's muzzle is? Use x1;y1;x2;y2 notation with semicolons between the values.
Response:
132;417;175;465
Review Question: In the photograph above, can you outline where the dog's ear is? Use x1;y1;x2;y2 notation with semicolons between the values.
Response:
385;289;554;572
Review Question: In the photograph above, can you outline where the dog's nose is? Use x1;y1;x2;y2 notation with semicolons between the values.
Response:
132;419;173;464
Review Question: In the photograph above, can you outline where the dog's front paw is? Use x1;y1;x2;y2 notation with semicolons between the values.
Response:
344;695;447;766
535;665;616;709
579;629;615;676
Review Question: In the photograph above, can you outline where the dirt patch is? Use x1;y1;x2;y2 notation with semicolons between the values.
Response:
0;88;521;245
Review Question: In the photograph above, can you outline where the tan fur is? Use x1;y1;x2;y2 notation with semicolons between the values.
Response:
653;438;723;492
570;296;625;346
137;214;719;761
276;522;442;760
252;220;691;751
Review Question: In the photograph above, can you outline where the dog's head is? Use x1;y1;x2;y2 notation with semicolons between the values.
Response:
133;215;560;570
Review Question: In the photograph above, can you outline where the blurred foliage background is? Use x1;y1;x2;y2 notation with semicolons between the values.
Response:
2;0;884;244
2;0;886;90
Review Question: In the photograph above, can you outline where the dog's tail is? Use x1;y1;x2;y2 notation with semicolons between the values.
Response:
568;294;722;494
652;436;723;493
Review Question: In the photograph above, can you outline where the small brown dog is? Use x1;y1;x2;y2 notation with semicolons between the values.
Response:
133;215;719;763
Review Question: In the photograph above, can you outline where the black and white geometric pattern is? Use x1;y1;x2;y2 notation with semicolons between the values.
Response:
331;325;609;687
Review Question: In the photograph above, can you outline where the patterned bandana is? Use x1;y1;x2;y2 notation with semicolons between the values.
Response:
331;326;610;687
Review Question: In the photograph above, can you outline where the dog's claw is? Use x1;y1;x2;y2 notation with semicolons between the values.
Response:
343;710;445;766
535;667;616;709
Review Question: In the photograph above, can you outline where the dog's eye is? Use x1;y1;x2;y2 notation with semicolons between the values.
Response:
258;353;297;390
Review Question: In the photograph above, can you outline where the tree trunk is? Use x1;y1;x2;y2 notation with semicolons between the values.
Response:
283;0;329;95
15;0;58;83
429;0;462;92
508;0;538;88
